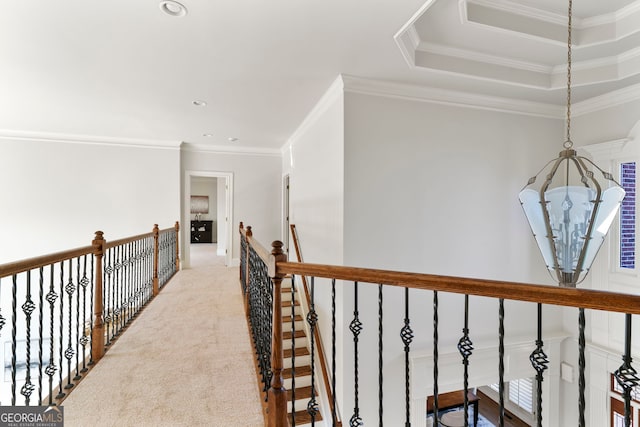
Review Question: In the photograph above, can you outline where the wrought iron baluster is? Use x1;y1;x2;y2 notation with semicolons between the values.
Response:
349;281;363;427
291;276;296;426
79;255;90;374
433;290;439;425
64;259;75;390
11;274;17;405
38;267;44;406
73;257;81;381
614;313;639;427
88;254;95;366
378;284;383;427
56;262;65;400
331;278;337;425
400;287;413;427
114;246;121;337
46;266;57;404
498;298;505;427
530;303;549;427
457;294;474;427
578;308;585;427
306;277;318;425
21;270;36;405
104;248;113;346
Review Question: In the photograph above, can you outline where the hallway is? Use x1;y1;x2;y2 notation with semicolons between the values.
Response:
63;244;264;426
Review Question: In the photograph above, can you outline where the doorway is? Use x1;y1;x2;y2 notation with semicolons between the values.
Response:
183;171;233;268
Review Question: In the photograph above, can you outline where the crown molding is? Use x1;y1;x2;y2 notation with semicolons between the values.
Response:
572;82;640;116
580;138;630;159
0;130;181;150
341;75;562;118
284;75;345;147
181;142;280;157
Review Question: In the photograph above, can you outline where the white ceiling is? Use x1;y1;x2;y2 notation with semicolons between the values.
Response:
0;0;638;152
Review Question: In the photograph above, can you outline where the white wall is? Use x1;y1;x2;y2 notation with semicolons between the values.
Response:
181;147;281;264
0;137;180;264
190;177;218;224
282;77;346;417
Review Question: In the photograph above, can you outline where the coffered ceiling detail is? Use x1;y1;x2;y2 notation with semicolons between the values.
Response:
395;0;640;95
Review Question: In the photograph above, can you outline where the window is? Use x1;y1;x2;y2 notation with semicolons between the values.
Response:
620;162;636;269
610;374;640;426
488;378;534;414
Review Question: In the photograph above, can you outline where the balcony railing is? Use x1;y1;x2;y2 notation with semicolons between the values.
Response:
240;222;640;427
0;222;179;406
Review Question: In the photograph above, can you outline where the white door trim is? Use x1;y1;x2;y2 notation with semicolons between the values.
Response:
183;170;234;268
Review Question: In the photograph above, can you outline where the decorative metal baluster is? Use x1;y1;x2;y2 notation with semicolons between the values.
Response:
88;254;95;367
291;276;296;426
11;274;17;405
457;294;474;427
400;287;414;427
331;278;337;425
38;267;44;405
378;284;384;427
498;299;505;427
56;261;65;400
529;303;549;427
21;270;36;405
614;313;639;427
79;255;90;374
306;277;319;425
73;258;81;381
578;308;585;427
433;290;439;425
46;266;57;404
114;246;121;337
104;249;113;346
64;259;76;390
349;282;363;427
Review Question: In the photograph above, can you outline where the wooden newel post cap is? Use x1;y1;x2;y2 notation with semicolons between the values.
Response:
269;241;286;278
93;231;104;242
239;221;244;229
153;224;159;233
175;221;180;231
246;226;252;237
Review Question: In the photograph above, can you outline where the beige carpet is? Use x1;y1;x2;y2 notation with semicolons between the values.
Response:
63;244;265;427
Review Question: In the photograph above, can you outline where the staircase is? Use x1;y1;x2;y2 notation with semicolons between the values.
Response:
282;277;324;426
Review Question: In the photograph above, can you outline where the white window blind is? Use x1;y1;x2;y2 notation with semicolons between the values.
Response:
508;378;534;414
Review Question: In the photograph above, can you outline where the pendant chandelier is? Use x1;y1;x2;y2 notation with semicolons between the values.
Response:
519;0;626;287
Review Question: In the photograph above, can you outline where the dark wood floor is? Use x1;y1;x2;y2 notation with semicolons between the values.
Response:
476;390;531;427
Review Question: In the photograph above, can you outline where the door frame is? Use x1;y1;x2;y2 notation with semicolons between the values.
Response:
183;170;234;268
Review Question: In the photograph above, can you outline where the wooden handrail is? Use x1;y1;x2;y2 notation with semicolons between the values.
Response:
0;245;95;278
277;261;640;315
240;223;272;265
290;225;341;426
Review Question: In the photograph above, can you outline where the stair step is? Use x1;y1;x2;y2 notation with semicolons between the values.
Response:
282;300;300;308
282;364;312;379
289;409;323;425
283;314;303;322
283;330;306;340
284;354;310;369
284;346;310;358
287;385;316;401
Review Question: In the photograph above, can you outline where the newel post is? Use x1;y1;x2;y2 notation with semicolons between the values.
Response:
174;221;180;271
153;224;160;296
91;231;105;363
267;240;289;427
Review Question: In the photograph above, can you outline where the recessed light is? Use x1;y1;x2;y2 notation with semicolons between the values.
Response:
192;100;207;107
160;1;188;17
228;137;238;142
203;133;213;137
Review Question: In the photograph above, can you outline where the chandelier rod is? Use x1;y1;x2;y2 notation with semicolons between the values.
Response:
565;0;573;149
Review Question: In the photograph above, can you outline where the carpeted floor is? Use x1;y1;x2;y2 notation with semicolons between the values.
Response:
63;244;264;427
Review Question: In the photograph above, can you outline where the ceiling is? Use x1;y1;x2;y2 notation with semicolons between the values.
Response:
0;0;638;152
